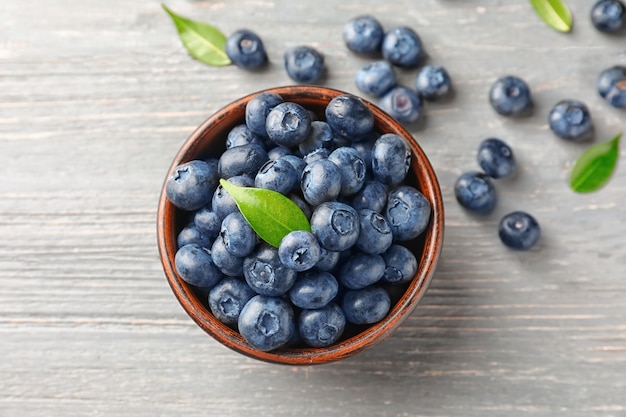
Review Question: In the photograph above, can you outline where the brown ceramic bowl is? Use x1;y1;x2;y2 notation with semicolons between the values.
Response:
157;85;444;365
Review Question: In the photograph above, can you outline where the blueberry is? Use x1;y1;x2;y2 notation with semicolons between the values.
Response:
210;237;245;277
177;222;212;248
255;158;299;194
310;201;360;252
193;206;222;238
381;244;417;284
325;94;374;140
303;148;331;164
166;160;220;211
212;175;254;220
385;185;431;241
289;193;312;220
225;29;268;69
548;100;594;142
266;145;293;161
208;277;256;326
489;75;533;117
238;295;295;352
226;124;266;150
245;92;284;138
381;26;424;68
328;147;367;196
288;270;339;309
217;143;268;179
278;230;321;272
454;171;497;214
379;86;423;124
355;61;397;97
591;0;626;33
314;247;342;272
597;66;626;109
174;243;223;288
300;159;342;206
343;15;384;55
341;286;391;325
265;102;312;147
498;211;541;251
219;212;256;258
283;46;326;84
477;138;516;179
351;180;388;213
339;251;386;289
371;133;411;186
415;65;452;100
243;243;297;296
298;303;346;348
351;138;377;170
298;121;335;155
357;209;393;255
280;154;308;178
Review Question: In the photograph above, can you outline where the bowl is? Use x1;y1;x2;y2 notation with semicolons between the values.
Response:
156;85;444;365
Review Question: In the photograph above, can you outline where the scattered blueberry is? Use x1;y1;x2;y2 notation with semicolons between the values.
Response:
298;303;346;348
477;138;516;179
415;65;452;100
278;230;321;272
238;295;295;352
284;46;326;84
498;211;541;251
225;29;268;70
379;86;423;124
597;65;626;109
355;61;397;97
489;75;533;117
166;160;219;211
343;15;384;55
381;26;425;68
454;171;497;214
548;100;594;142
591;0;626;33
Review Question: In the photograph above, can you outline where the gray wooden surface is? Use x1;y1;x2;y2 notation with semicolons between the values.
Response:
2;1;625;416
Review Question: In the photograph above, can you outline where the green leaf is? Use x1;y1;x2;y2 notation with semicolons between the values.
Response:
570;132;621;193
219;179;311;248
162;4;231;66
529;0;573;32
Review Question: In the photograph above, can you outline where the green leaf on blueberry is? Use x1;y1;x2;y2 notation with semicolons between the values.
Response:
219;179;311;248
529;0;573;32
162;4;231;66
569;132;621;193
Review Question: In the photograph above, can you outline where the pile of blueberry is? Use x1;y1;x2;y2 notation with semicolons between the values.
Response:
344;15;452;125
165;92;431;352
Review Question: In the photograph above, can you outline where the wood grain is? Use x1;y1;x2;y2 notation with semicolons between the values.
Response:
1;1;625;416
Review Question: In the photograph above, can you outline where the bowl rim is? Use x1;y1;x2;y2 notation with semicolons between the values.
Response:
156;85;444;365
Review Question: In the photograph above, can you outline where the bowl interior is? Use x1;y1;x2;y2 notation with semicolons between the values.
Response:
157;85;444;365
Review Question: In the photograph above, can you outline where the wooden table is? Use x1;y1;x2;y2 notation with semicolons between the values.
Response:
2;1;625;415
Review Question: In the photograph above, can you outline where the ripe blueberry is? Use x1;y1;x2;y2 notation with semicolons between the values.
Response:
498;211;541;251
415;65;452;100
379;86;423;124
225;29;268;69
477;138;516;179
548;100;594;142
489;75;533;117
454;171;497;214
166;160;219;211
597;66;626;109
381;26;424;68
238;295;295;352
298;303;346;348
591;0;626;33
343;15;384;55
355;61;397;97
284;46;325;84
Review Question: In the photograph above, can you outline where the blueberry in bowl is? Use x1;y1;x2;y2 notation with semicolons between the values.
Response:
157;86;444;365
